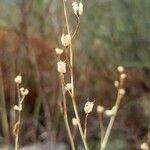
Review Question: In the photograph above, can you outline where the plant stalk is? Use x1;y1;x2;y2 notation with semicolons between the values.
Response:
62;1;89;149
60;74;75;150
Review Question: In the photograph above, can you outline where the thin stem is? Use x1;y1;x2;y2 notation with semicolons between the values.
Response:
67;87;89;150
71;95;89;150
65;47;72;69
63;0;70;34
60;74;75;150
14;84;21;150
73;126;77;140
84;114;88;140
14;86;25;150
100;77;125;150
72;17;80;40
98;113;104;148
62;1;89;149
61;77;73;97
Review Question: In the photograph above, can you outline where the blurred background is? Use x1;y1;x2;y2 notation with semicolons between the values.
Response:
0;0;150;149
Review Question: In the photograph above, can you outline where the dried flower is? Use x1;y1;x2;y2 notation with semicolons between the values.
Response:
105;106;117;117
14;105;22;111
78;2;83;16
119;88;125;96
105;110;112;117
84;101;94;114
65;83;72;91
72;1;83;17
14;75;22;84
55;48;63;55
57;61;66;74
20;87;29;96
140;142;149;150
61;34;71;47
97;105;104;113
117;66;124;73
72;118;78;126
72;2;78;16
114;80;119;87
120;73;127;79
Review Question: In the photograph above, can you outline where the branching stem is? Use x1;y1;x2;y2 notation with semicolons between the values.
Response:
62;1;89;149
100;77;125;150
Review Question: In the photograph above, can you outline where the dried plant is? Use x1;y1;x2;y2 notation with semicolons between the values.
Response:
0;0;149;150
13;75;29;150
100;66;126;150
84;100;95;140
56;0;89;149
55;1;127;150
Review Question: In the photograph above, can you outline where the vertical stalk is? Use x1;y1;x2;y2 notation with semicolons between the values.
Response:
60;74;75;150
84;114;88;140
62;1;89;149
100;114;115;150
98;113;104;147
100;77;125;150
14;84;21;150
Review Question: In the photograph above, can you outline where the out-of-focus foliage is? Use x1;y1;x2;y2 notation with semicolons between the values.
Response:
0;0;63;41
80;0;150;68
1;0;149;68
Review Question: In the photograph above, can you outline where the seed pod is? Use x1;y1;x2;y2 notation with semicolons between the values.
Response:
57;61;66;74
84;101;94;114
